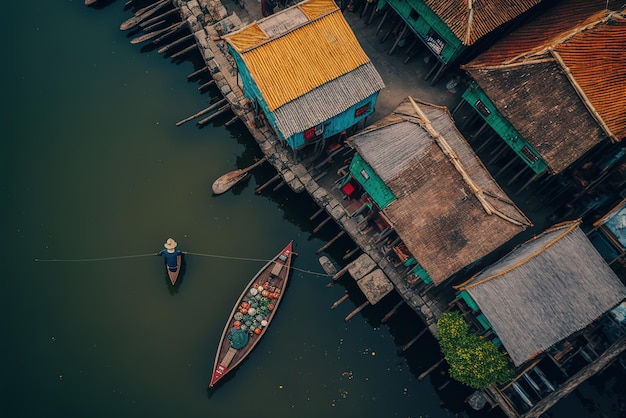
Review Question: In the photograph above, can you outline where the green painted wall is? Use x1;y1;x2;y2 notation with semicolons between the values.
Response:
462;83;548;174
349;154;396;209
378;0;466;64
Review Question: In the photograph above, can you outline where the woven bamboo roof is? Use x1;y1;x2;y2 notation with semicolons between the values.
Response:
423;0;542;45
456;220;626;366
223;0;377;112
464;1;626;173
350;98;531;285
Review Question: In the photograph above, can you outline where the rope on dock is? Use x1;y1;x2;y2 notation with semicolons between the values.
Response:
34;252;333;277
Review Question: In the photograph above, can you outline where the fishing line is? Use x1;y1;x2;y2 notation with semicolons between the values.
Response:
35;251;333;277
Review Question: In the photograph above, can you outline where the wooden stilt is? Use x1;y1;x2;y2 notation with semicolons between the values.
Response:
309;207;325;221
460;112;480;130
418;358;445;380
139;8;179;30
345;301;370;321
331;293;350;309
197;104;232;126
376;8;390;34
471;121;489;140
452;99;465;117
381;300;404;323
438;380;451;391
507;165;530;186
316;231;346;254
198;79;216;91
475;134;496;153
169;44;196;59
430;63;448;85
516;171;544;195
488;143;509;165
187;66;208;80
332;264;350;281
158;33;194;55
176;98;226;126
224;115;240;126
151;21;185;44
141;19;166;34
272;181;286;192
366;4;378;25
255;174;281;193
130;21;180;44
424;60;441;81
495;156;519;177
134;0;168;17
401;327;429;352
342;247;360;260
313;216;332;233
388;25;407;55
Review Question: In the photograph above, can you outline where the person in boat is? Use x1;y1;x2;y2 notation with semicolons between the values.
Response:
156;238;184;272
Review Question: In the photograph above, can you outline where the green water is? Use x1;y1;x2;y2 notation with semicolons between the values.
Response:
1;1;623;418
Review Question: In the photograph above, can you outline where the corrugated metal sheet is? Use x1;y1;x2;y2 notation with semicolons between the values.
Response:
224;0;373;111
424;0;541;45
351;98;530;285
464;3;625;173
457;222;626;366
272;63;384;138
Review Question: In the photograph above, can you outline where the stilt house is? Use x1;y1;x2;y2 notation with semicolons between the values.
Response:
453;220;626;417
222;0;384;154
341;97;531;288
588;198;626;266
373;0;543;81
460;0;626;177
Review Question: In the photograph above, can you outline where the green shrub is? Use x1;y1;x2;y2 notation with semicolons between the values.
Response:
436;312;512;389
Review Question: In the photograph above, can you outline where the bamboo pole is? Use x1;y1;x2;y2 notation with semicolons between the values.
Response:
345;301;369;321
176;98;226;126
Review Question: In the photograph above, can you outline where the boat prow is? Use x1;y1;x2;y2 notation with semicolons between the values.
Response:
209;241;294;388
167;255;182;285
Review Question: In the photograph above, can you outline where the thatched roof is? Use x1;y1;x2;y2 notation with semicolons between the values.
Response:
456;220;626;366
350;97;531;285
463;1;626;173
423;0;542;45
223;0;384;136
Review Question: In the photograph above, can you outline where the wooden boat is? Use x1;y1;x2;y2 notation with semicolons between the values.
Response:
209;241;294;387
167;255;182;285
212;157;267;195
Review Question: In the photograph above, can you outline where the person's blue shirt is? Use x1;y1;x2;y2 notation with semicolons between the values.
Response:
157;249;183;270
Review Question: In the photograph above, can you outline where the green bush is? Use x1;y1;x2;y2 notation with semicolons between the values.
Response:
436;312;512;389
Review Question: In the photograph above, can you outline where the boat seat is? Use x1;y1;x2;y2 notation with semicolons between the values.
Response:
271;261;283;277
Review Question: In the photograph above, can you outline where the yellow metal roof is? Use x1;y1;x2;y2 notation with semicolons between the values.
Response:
224;0;372;111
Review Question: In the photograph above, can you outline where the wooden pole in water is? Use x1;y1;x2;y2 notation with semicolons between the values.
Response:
313;216;332;233
176;98;226;126
316;231;345;254
331;293;349;309
225;115;240;126
401;327;429;352
381;300;404;323
309;207;325;221
332;264;350;281
158;33;194;55
170;44;196;60
198;79;216;91
255;174;281;193
187;66;208;80
342;247;360;260
139;8;179;30
272;181;286;192
345;301;370;321
197;104;232;126
418;358;445;380
130;21;180;44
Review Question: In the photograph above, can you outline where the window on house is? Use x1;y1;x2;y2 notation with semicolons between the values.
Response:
409;8;419;21
355;103;370;117
424;29;446;55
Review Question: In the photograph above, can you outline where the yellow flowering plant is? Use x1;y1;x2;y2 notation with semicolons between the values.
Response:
436;311;512;389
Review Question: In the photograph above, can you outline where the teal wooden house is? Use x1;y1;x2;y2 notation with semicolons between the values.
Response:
588;198;626;265
374;0;542;78
223;0;384;153
342;97;530;286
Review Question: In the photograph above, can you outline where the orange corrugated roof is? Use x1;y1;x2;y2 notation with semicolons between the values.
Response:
224;0;371;111
424;0;541;45
556;16;626;140
465;1;626;142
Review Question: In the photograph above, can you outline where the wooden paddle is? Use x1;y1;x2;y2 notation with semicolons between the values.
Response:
212;157;268;195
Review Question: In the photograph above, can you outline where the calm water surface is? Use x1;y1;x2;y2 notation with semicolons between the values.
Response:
1;1;623;418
